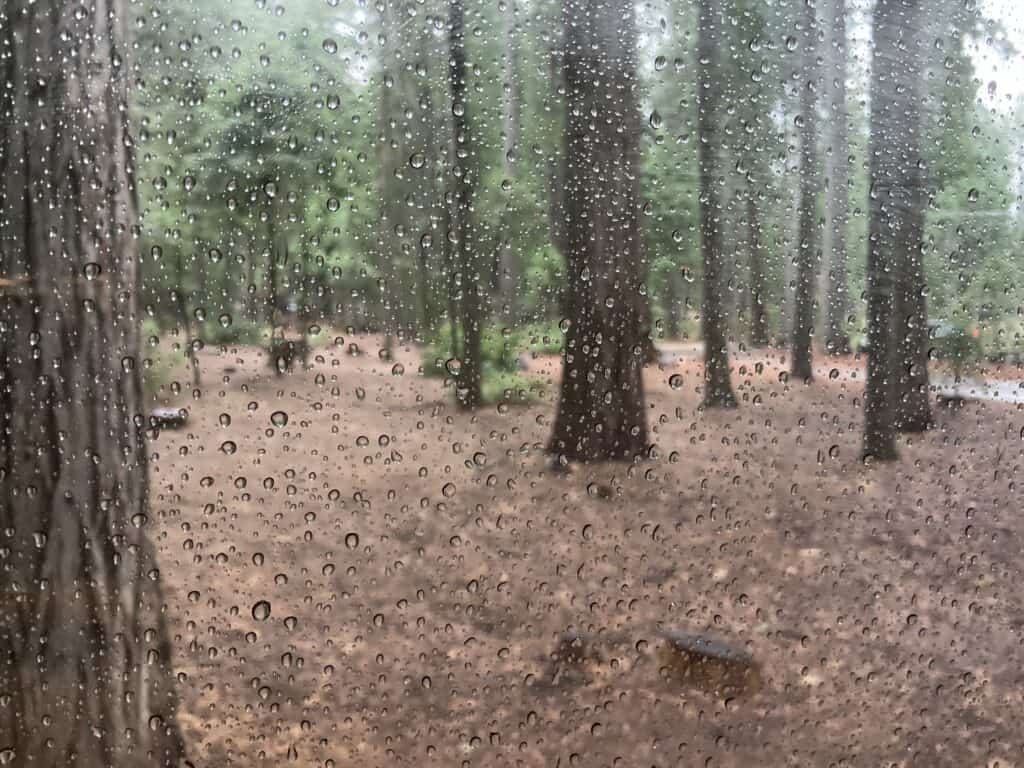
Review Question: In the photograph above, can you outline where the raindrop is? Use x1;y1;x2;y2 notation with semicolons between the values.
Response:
668;374;683;390
271;411;289;427
345;532;360;549
252;600;272;621
323;38;338;54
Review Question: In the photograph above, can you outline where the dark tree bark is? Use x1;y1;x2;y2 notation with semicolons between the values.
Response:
546;44;568;260
0;0;184;765
448;0;483;408
747;191;769;348
823;0;852;356
790;0;820;381
547;0;649;463
892;7;932;432
698;0;737;408
863;0;925;460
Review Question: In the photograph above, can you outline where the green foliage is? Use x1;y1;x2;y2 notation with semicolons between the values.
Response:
421;322;546;403
140;319;190;401
422;322;522;377
520;321;565;356
198;318;269;347
935;326;984;380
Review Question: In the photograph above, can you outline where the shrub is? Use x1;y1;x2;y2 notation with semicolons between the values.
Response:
935;326;983;380
199;318;269;346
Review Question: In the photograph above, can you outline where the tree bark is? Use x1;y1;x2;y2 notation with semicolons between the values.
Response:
698;0;737;408
0;0;184;764
790;0;820;381
547;0;649;463
864;0;925;460
893;5;933;432
448;0;483;408
747;192;769;347
823;0;852;356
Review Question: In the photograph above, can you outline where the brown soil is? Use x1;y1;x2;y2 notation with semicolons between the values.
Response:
151;336;1024;767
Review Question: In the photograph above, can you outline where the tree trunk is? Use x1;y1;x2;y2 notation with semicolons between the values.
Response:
495;3;521;321
448;0;483;408
665;267;682;340
863;0;925;460
698;0;737;408
547;0;649;463
175;251;201;388
823;0;852;356
546;44;568;259
747;191;769;347
893;6;933;433
0;1;184;765
790;0;820;382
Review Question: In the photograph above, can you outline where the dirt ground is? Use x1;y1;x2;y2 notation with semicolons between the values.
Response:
148;335;1024;768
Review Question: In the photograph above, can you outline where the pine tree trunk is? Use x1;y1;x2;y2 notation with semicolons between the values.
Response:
864;0;924;460
790;0;820;382
698;0;737;408
547;0;649;463
893;5;932;432
448;0;483;408
824;0;852;356
0;1;184;765
747;192;769;347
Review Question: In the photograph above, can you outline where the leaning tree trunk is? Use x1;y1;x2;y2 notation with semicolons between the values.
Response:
863;0;924;460
698;0;737;408
0;1;184;765
790;0;820;381
547;0;649;463
823;0;852;356
448;0;483;408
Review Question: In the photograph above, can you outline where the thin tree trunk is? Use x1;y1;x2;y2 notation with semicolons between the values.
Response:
665;267;682;340
824;0;852;356
496;4;521;321
790;0;820;381
546;44;568;259
547;0;649;463
0;0;184;764
698;0;737;408
175;250;202;388
748;191;769;347
448;0;483;408
864;0;925;460
266;217;280;328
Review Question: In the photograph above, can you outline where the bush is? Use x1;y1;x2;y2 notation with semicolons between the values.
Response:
422;322;547;404
422;322;525;378
934;326;983;380
520;321;565;356
199;317;269;346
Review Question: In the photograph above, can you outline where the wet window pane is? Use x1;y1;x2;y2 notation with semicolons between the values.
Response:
3;0;1024;764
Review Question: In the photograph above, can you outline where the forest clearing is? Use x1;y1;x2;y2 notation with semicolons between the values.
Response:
152;337;1024;767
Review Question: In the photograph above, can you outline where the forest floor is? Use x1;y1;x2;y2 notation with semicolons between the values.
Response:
150;335;1024;768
